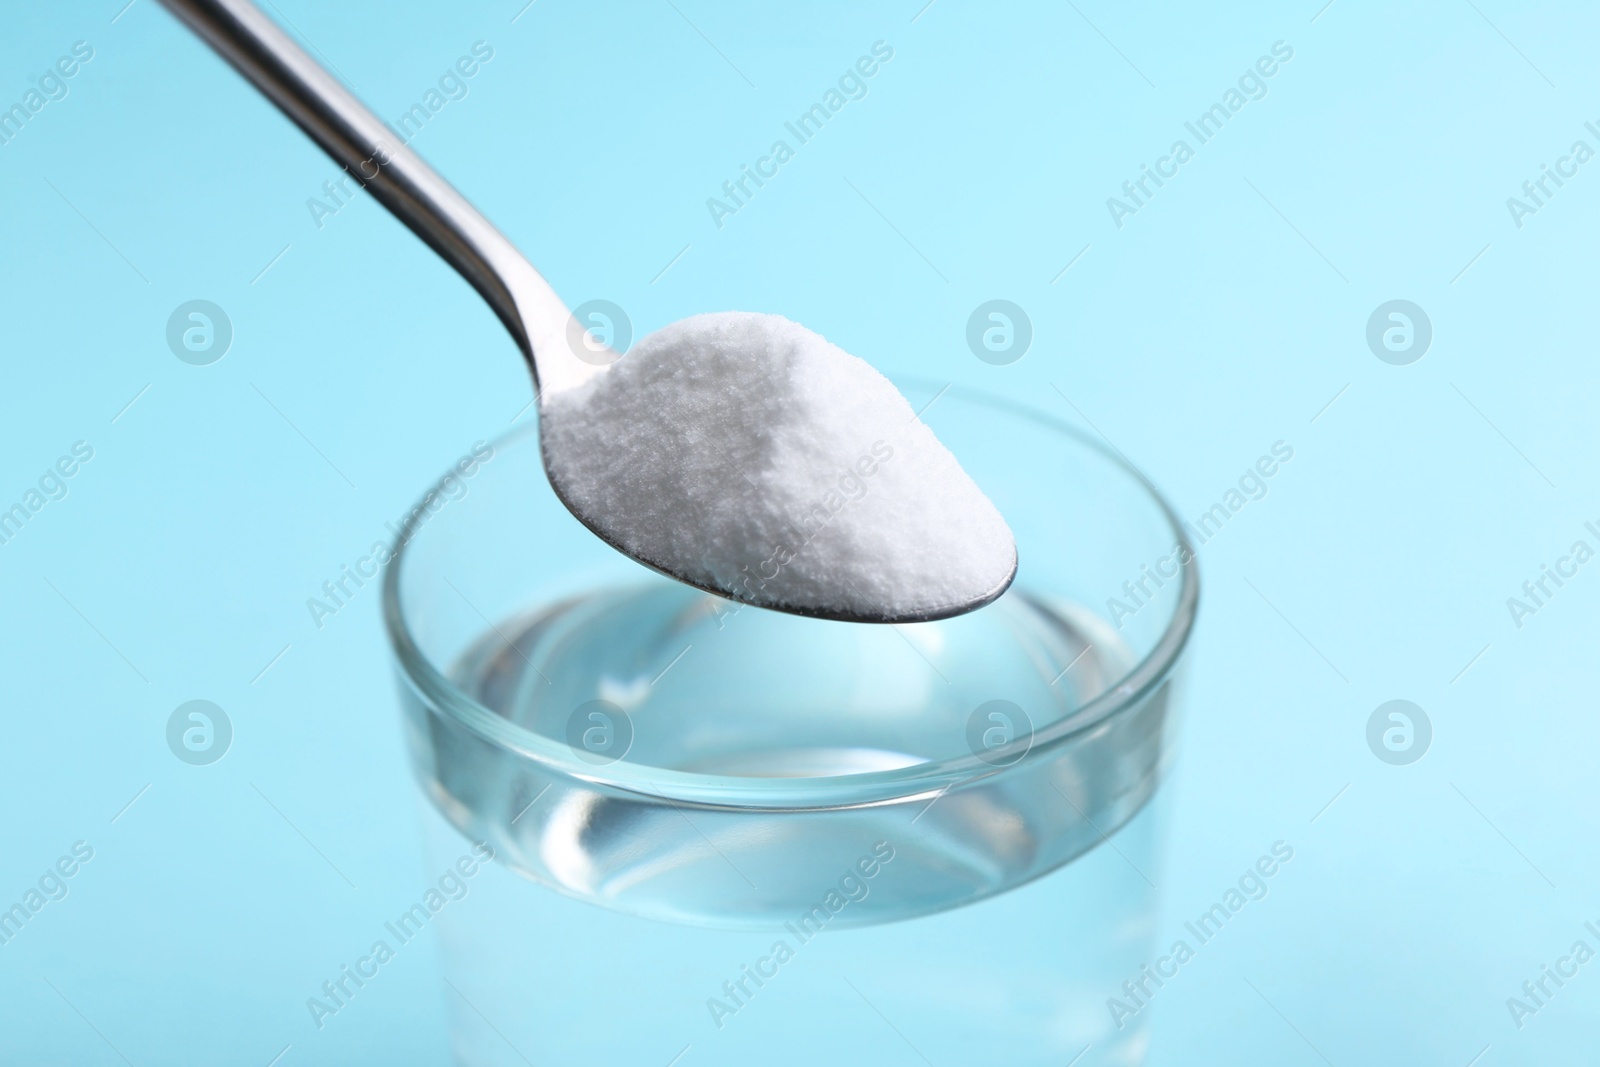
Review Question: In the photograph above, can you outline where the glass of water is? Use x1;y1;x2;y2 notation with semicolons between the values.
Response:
384;380;1198;1066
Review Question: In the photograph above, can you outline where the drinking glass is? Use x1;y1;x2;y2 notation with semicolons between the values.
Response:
384;380;1198;1066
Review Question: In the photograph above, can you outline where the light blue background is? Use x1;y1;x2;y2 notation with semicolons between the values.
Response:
2;1;1597;1063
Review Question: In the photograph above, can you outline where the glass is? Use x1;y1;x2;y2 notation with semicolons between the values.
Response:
384;380;1198;1066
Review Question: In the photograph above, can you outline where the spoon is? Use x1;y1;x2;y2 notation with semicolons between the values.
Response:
158;0;1017;623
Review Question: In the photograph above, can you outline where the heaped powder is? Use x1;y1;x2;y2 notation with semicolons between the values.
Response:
540;312;1015;620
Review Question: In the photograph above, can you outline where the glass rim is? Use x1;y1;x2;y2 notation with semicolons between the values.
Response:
382;377;1200;810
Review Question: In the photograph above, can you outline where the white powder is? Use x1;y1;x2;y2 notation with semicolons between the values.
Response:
540;312;1015;620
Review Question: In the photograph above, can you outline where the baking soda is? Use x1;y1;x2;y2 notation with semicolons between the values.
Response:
541;312;1014;619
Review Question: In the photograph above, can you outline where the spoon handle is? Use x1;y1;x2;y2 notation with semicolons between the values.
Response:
159;0;566;386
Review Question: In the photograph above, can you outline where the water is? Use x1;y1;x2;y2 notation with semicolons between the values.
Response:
402;582;1174;1065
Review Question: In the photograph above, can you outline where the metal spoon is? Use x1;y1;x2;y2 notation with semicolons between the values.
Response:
158;0;1016;623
